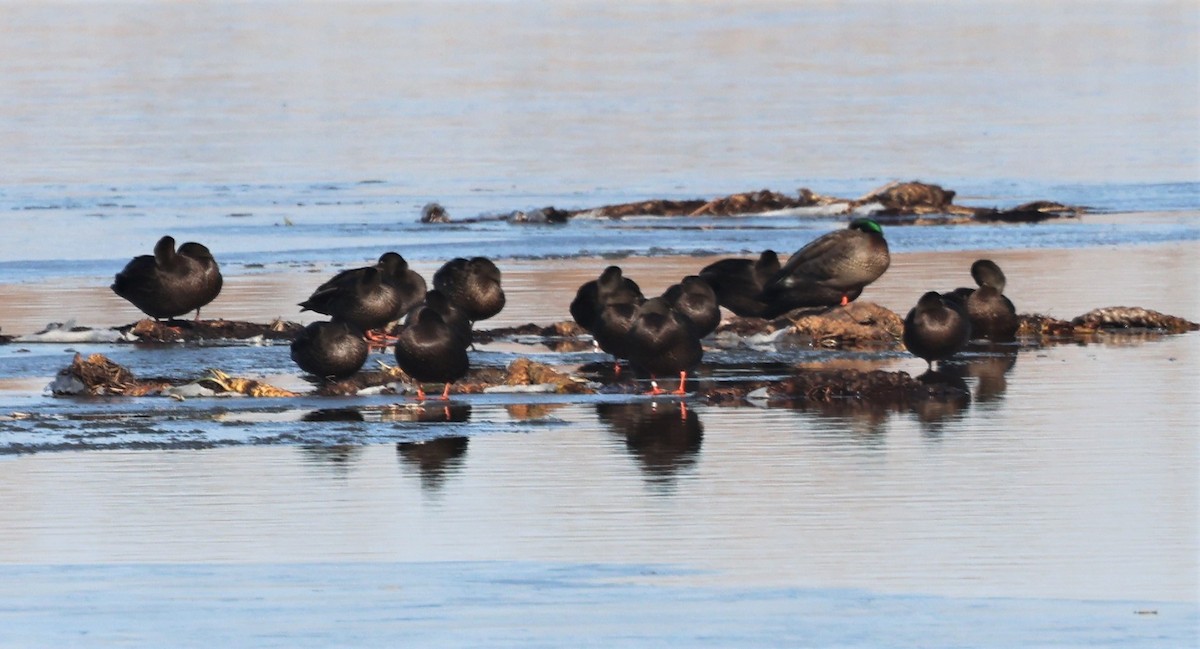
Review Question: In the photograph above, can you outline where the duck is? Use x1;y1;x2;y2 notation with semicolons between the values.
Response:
697;250;779;317
394;303;470;401
417;289;473;346
944;259;1018;341
433;256;505;323
111;235;223;320
299;252;425;342
290;320;369;380
627;297;704;395
591;300;641;371
759;218;890;318
662;275;720;338
569;265;644;332
903;291;972;369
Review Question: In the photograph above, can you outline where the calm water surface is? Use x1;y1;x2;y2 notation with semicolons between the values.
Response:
0;1;1197;646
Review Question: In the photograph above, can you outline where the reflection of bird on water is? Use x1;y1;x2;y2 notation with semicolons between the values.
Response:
397;436;470;492
595;401;703;486
911;369;972;435
111;235;223;320
301;408;366;422
943;259;1019;342
904;291;971;369
698;249;779;317
941;342;1019;403
759;218;890;317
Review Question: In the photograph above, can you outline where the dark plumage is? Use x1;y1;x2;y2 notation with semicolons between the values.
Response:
111;235;223;320
662;275;720;338
592;301;640;365
760;218;890;317
299;252;424;334
904;291;972;369
290;321;369;380
417;289;472;346
433;257;505;322
697;250;780;317
394;304;470;401
570;265;644;332
944;259;1018;342
627;297;704;394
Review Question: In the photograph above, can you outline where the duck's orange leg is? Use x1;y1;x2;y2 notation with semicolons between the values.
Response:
439;383;453;400
671;370;689;395
645;378;664;396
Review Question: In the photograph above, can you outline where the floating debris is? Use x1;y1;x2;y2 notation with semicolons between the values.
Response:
1071;306;1198;334
780;302;904;349
120;318;304;343
51;353;175;396
496;357;593;394
417;181;1086;225
1019;307;1199;341
197;369;299;398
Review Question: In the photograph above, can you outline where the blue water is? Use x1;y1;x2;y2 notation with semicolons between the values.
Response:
1;562;1192;649
0;2;1197;646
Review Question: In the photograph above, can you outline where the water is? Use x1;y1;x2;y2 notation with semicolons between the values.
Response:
0;1;1197;646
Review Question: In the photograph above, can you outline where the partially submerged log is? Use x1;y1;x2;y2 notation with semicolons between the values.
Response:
52;353;175;396
417;180;1086;224
1019;307;1199;340
120;318;304;343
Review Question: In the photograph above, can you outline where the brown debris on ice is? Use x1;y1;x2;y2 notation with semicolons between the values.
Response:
473;321;586;343
121;318;303;342
418;180;1085;224
852;181;965;215
501;357;593;394
315;362;409;396
1071;307;1199;333
974;200;1085;223
1019;307;1199;340
700;368;969;407
54;353;175;396
771;369;966;403
779;302;904;349
197;369;299;397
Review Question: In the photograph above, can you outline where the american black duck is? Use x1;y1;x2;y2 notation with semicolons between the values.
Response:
299;252;424;341
394;304;470;401
760;218;890;317
416;289;472;346
290;321;369;380
903;291;972;369
591;300;641;371
569;265;644;332
433;257;506;322
111;235;223;320
697;250;779;317
627;297;704;395
662;275;720;338
944;259;1018;342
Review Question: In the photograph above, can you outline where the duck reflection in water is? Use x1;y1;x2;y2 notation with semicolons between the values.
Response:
397;436;470;493
298;409;368;472
940;342;1019;404
911;369;972;436
596;400;703;489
